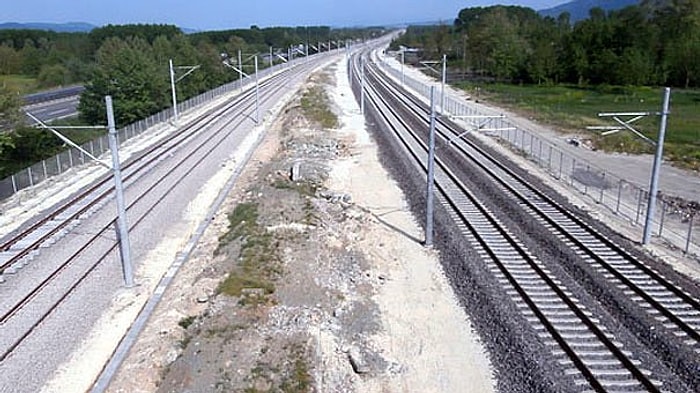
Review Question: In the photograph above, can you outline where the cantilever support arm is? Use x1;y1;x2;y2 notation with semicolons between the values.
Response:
25;111;110;169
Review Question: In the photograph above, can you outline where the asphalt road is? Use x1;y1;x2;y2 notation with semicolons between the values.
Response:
23;96;80;124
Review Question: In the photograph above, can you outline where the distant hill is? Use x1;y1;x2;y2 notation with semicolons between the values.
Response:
539;0;639;21
181;27;200;34
0;22;96;32
0;22;205;34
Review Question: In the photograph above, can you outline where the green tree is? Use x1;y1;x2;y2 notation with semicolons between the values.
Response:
650;0;700;87
0;44;22;75
4;127;61;164
224;36;247;60
481;8;527;80
89;24;182;48
527;38;557;84
79;36;168;126
170;34;206;98
431;24;452;58
37;64;70;87
19;40;42;76
0;133;14;161
195;40;229;89
666;32;700;87
152;35;174;67
616;47;656;85
0;85;21;130
0;85;21;156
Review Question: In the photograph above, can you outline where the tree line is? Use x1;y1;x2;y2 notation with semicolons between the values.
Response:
390;0;700;88
80;24;385;126
0;23;384;176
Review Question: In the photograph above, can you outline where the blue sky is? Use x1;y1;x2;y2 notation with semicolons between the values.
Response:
4;1;568;30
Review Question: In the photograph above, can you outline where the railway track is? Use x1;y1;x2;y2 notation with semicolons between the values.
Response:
0;70;286;278
354;49;699;392
0;52;338;385
371;53;700;358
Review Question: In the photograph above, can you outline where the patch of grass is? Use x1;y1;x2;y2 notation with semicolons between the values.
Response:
457;82;700;169
278;358;312;393
300;85;338;129
178;315;196;329
205;324;246;338
239;290;276;307
227;202;259;236
269;178;318;230
272;178;319;197
246;347;312;393
218;202;259;250
219;273;275;298
204;324;248;345
0;75;37;95
303;199;316;226
591;132;653;155
216;202;280;300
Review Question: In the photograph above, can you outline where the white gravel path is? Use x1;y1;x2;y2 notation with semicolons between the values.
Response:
324;57;496;392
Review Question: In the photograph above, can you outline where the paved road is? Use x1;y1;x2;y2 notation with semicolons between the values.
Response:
23;96;80;124
23;85;84;106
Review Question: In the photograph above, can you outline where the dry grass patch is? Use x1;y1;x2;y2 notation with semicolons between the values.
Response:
300;85;338;129
217;202;280;300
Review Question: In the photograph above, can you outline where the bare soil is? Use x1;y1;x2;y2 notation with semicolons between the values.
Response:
106;62;495;393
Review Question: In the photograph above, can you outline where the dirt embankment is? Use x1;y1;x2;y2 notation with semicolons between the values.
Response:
107;62;494;393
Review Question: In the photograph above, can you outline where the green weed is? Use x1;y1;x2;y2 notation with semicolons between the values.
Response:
178;315;196;329
217;202;259;251
272;178;319;197
300;85;338;129
216;202;280;300
278;358;312;393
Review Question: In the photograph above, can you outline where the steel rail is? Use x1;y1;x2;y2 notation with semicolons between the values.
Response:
0;67;294;276
353;51;670;392
369;57;700;349
0;58;321;362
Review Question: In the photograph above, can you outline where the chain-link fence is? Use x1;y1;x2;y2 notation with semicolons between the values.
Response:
378;54;699;257
0;52;316;201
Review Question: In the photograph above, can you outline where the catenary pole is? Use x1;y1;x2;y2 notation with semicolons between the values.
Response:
441;54;446;113
642;87;671;245
238;49;243;90
169;59;178;121
401;49;405;86
426;86;437;247
360;57;365;115
254;56;260;123
106;96;134;287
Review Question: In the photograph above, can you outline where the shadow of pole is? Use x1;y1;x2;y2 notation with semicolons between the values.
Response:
357;206;424;245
